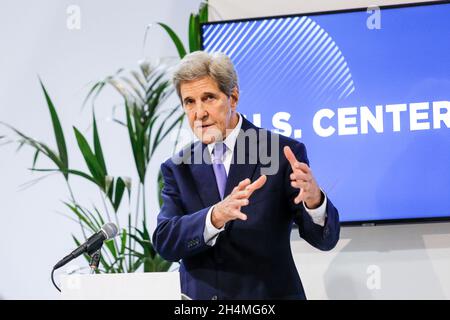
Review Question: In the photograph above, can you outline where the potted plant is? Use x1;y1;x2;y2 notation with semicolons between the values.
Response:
0;1;209;275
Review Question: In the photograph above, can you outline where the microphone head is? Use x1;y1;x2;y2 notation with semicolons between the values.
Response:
101;222;118;239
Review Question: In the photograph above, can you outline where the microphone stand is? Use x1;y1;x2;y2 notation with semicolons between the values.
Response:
89;250;101;274
51;249;102;292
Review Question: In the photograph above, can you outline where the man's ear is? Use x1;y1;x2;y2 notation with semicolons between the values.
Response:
230;87;239;109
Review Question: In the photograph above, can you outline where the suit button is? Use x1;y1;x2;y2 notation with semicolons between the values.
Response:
211;295;217;300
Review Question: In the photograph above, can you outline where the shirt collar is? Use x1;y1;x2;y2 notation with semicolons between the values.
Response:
207;113;243;155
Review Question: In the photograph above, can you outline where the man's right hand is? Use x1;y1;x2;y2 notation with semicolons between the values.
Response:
211;175;267;229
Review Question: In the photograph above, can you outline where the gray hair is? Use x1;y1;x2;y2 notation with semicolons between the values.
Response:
172;51;238;99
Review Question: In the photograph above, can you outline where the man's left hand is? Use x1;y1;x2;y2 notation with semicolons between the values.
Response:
284;146;322;209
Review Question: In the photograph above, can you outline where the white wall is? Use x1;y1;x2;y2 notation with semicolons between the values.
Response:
208;0;438;20
0;0;201;299
293;222;450;299
210;0;450;299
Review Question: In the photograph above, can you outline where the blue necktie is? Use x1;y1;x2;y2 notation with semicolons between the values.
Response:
212;143;227;200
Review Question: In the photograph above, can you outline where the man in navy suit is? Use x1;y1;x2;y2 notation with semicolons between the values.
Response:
153;51;340;300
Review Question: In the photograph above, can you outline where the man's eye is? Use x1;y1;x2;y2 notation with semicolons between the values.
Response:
205;95;215;101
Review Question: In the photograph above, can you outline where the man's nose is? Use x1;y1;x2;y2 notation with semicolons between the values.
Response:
194;103;208;120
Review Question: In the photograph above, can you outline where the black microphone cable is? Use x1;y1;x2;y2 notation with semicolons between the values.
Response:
51;268;61;292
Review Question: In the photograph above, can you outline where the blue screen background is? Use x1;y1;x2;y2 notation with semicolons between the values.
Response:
202;4;450;222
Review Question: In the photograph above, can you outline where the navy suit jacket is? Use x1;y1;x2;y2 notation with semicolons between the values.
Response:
153;117;340;300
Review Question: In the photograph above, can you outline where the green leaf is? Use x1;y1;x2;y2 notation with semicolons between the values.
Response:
125;246;145;258
131;258;144;272
32;149;40;170
64;202;97;233
93;206;106;226
128;234;150;252
128;233;156;261
104;239;118;259
70;204;103;231
142;222;152;243
37;142;65;169
119;76;146;104
147;80;171;114
125;105;146;183
81;207;102;231
199;1;209;23
194;14;201;50
144;257;155;272
72;235;81;247
38;78;69;178
1;123;66;173
130;70;146;92
105;176;114;199
92;113;107;176
30;168;97;185
113;177;126;212
158;110;184;144
133;223;156;258
146;72;166;97
151;107;184;157
157;22;187;59
15;139;26;152
157;169;164;207
82;80;106;110
120;229;127;255
73;127;106;188
154;254;172;272
104;255;124;273
188;13;199;53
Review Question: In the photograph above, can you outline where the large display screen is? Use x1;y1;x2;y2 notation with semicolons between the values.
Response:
201;1;450;224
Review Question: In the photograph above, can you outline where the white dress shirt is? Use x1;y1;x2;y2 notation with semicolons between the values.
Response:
203;113;328;246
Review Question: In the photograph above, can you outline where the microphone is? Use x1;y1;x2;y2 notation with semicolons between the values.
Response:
53;222;118;270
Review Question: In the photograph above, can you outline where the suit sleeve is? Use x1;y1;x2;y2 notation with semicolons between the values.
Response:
285;142;340;251
152;161;213;262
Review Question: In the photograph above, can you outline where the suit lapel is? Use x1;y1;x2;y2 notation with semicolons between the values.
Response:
189;142;221;208
224;117;260;197
188;117;261;207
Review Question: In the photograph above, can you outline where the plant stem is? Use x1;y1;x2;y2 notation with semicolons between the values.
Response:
133;183;141;252
99;189;121;264
142;182;147;228
109;195;122;232
128;213;132;272
66;182;118;272
66;181;87;240
100;188;113;224
99;247;115;270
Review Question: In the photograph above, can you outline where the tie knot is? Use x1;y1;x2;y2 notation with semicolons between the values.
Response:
213;142;226;162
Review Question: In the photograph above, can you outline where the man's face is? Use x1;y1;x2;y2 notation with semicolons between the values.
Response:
180;76;239;144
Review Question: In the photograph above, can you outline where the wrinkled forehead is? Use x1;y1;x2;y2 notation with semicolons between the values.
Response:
180;76;222;98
